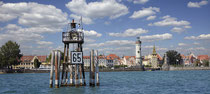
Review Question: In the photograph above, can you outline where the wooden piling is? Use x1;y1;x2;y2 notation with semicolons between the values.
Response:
49;51;54;88
95;50;100;86
90;50;95;86
89;51;92;86
77;44;83;86
81;64;86;86
55;51;59;88
80;44;86;86
69;65;74;86
61;44;66;86
57;51;61;87
65;44;69;85
79;65;83;86
75;65;79;87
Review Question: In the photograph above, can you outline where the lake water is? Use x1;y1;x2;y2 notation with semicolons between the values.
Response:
0;70;210;94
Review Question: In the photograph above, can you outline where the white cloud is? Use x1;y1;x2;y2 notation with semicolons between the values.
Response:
104;21;110;25
149;15;190;26
171;27;185;33
66;0;128;24
189;47;205;50
184;25;192;29
184;34;210;40
109;28;148;37
80;29;102;37
178;43;187;46
84;38;96;43
0;24;44;44
146;15;156;20
87;40;134;48
143;45;155;48
130;7;160;19
128;0;149;4
187;0;208;8
157;47;168;51
141;33;172;42
106;40;135;46
193;42;199;45
0;2;68;33
36;41;53;45
0;2;68;55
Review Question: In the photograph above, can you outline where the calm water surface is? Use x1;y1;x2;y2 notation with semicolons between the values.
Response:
0;70;210;94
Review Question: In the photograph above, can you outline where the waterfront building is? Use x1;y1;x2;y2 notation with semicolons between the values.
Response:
98;55;107;67
142;45;162;68
83;56;90;67
83;54;119;67
181;53;196;66
15;56;47;69
121;56;137;67
106;54;120;67
197;55;209;64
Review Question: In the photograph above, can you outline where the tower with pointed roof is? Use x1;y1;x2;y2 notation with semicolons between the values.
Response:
152;45;157;55
151;45;158;68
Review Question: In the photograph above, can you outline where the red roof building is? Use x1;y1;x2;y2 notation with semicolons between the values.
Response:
106;54;120;60
197;55;209;61
20;56;47;63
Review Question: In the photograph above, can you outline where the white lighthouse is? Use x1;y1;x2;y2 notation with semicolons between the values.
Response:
136;37;142;66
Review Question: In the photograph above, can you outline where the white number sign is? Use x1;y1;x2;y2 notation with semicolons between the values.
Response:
71;51;83;64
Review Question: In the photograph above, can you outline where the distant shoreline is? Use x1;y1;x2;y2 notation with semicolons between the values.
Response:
169;66;210;71
1;67;210;74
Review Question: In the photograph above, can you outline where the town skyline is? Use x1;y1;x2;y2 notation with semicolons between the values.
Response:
0;0;209;57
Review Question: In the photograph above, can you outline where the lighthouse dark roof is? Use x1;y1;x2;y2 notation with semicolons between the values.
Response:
136;40;141;44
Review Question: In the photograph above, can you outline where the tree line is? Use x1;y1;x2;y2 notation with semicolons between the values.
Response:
165;50;209;67
0;41;46;69
0;41;22;69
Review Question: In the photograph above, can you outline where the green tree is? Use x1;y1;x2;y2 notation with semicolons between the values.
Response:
0;53;3;68
34;58;41;68
194;59;201;67
202;60;209;67
46;51;64;63
166;50;182;66
0;40;22;69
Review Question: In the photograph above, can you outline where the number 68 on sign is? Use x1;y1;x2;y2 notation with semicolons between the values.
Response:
71;51;83;64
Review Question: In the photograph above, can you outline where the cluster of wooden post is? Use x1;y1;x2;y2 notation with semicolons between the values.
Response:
49;45;86;88
49;49;100;88
49;50;61;88
89;50;100;86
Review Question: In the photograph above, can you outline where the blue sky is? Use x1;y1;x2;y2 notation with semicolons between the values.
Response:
0;0;209;57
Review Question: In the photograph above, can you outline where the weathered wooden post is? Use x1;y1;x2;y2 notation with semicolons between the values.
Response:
82;64;86;86
89;52;92;86
75;65;79;86
57;51;61;87
79;65;83;86
49;51;55;88
61;44;66;86
90;50;95;86
95;50;100;86
69;65;74;86
54;51;61;88
65;44;69;85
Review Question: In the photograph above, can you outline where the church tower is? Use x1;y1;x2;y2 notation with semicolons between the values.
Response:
136;37;142;66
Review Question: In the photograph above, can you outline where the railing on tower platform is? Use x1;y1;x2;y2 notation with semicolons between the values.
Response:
62;31;84;43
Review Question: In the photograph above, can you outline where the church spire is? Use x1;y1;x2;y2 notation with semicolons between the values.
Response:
152;45;157;55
